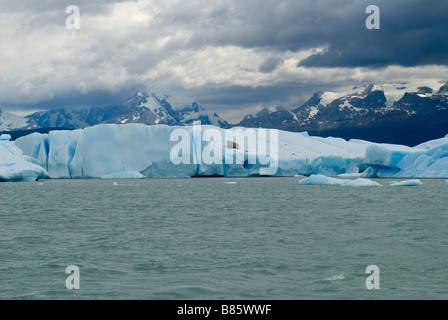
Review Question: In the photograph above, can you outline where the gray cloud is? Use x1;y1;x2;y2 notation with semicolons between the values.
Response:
300;0;448;67
0;0;447;122
258;57;281;73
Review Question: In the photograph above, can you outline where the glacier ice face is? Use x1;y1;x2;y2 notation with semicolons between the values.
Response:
390;179;423;187
69;124;198;178
363;137;448;178
272;133;368;177
16;124;197;179
0;135;48;182
14;132;49;170
14;124;370;179
10;123;448;180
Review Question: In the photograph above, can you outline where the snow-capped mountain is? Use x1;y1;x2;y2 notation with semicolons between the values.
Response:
26;106;113;129
239;105;297;129
2;82;448;146
108;92;229;127
0;109;31;131
106;92;180;126
237;81;448;146
174;101;229;127
10;91;228;130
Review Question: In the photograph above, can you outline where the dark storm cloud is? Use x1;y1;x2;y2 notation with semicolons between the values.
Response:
6;87;138;111
160;0;448;68
299;0;448;67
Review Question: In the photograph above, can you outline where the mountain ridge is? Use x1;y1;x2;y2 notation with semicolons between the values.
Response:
2;81;448;146
236;81;448;145
1;91;230;131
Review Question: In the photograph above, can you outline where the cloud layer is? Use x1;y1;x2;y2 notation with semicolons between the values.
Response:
0;0;447;122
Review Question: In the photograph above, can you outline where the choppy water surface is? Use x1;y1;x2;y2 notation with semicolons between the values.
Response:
1;178;447;299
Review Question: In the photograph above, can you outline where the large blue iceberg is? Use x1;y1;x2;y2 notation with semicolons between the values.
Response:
1;124;447;182
11;124;369;180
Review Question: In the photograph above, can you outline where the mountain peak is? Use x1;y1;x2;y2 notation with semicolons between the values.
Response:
236;80;448;146
437;81;448;94
174;101;228;127
0;109;31;131
255;105;285;118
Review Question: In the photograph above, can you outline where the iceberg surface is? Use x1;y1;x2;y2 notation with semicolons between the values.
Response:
299;175;345;186
0;134;48;182
9;123;448;180
390;179;423;187
363;137;448;178
14;124;370;179
299;175;381;187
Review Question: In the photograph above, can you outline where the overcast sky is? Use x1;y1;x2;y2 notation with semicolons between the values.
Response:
1;0;447;122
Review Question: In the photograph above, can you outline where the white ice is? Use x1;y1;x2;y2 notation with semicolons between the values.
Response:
299;175;345;186
363;137;448;178
14;124;370;179
299;175;381;187
390;179;423;187
0;134;48;182
9;123;448;181
101;172;145;179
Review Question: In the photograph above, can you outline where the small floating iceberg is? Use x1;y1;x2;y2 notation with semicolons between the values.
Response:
299;175;381;187
391;179;423;187
299;175;345;186
101;171;145;179
342;178;382;187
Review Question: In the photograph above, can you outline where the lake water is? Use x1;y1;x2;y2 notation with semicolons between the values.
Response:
1;178;447;299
